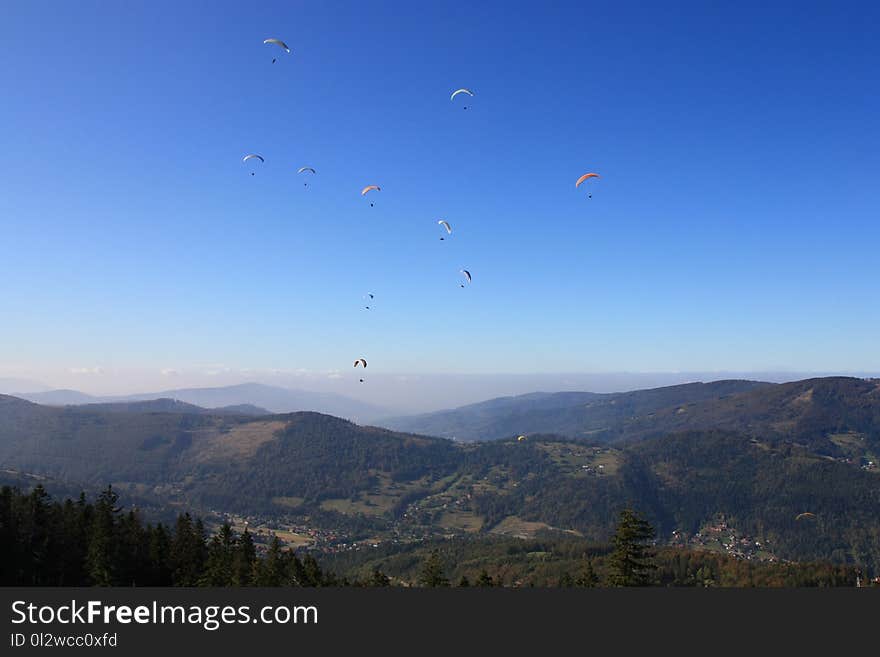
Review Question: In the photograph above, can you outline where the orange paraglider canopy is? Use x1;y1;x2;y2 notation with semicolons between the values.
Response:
575;173;600;187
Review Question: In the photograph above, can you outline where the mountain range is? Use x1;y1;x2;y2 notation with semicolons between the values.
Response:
1;376;879;572
378;379;772;440
14;382;390;423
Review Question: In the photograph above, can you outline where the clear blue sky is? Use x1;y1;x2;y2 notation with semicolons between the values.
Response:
1;0;878;389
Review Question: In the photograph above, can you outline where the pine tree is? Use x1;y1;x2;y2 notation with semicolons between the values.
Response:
26;485;54;585
254;535;286;586
371;568;391;587
232;528;256;587
86;486;120;586
608;508;656;586
117;510;147;586
301;554;324;587
696;565;716;587
0;487;14;584
201;523;236;586
57;498;87;585
170;513;206;586
575;557;599;587
288;552;307;587
476;569;495;587
418;551;450;587
147;524;172;585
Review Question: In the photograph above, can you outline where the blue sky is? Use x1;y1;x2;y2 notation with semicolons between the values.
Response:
1;0;878;395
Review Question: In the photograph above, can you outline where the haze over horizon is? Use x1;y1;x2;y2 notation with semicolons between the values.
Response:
2;1;878;408
2;368;878;415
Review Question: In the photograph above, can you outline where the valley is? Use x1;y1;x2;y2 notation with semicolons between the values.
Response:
2;376;880;575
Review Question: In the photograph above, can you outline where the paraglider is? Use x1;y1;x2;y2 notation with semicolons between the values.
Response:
243;154;264;175
354;357;367;383
795;512;817;521
361;185;381;207
459;269;472;287
438;219;452;240
298;166;315;186
264;38;290;64
575;172;600;199
364;293;374;309
451;88;474;109
517;435;526;442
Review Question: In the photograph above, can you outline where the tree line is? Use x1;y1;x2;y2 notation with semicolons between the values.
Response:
0;485;336;587
1;485;861;587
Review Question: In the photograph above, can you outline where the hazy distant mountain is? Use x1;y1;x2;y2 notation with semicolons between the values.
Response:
119;383;389;421
18;389;102;405
211;404;272;416
379;380;771;441
16;382;389;422
78;398;271;416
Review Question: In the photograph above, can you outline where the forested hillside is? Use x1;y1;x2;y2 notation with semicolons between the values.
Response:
379;380;771;440
2;378;880;574
2;486;859;588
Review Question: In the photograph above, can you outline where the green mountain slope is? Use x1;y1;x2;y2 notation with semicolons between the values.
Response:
379;380;771;441
2;378;880;573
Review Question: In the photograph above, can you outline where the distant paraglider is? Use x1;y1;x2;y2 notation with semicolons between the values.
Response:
354;357;367;382
795;512;817;521
517;435;526;442
451;88;474;110
227;55;607;394
264;38;290;64
243;154;264;175
263;38;290;52
361;185;381;207
575;172;600;199
438;219;452;240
